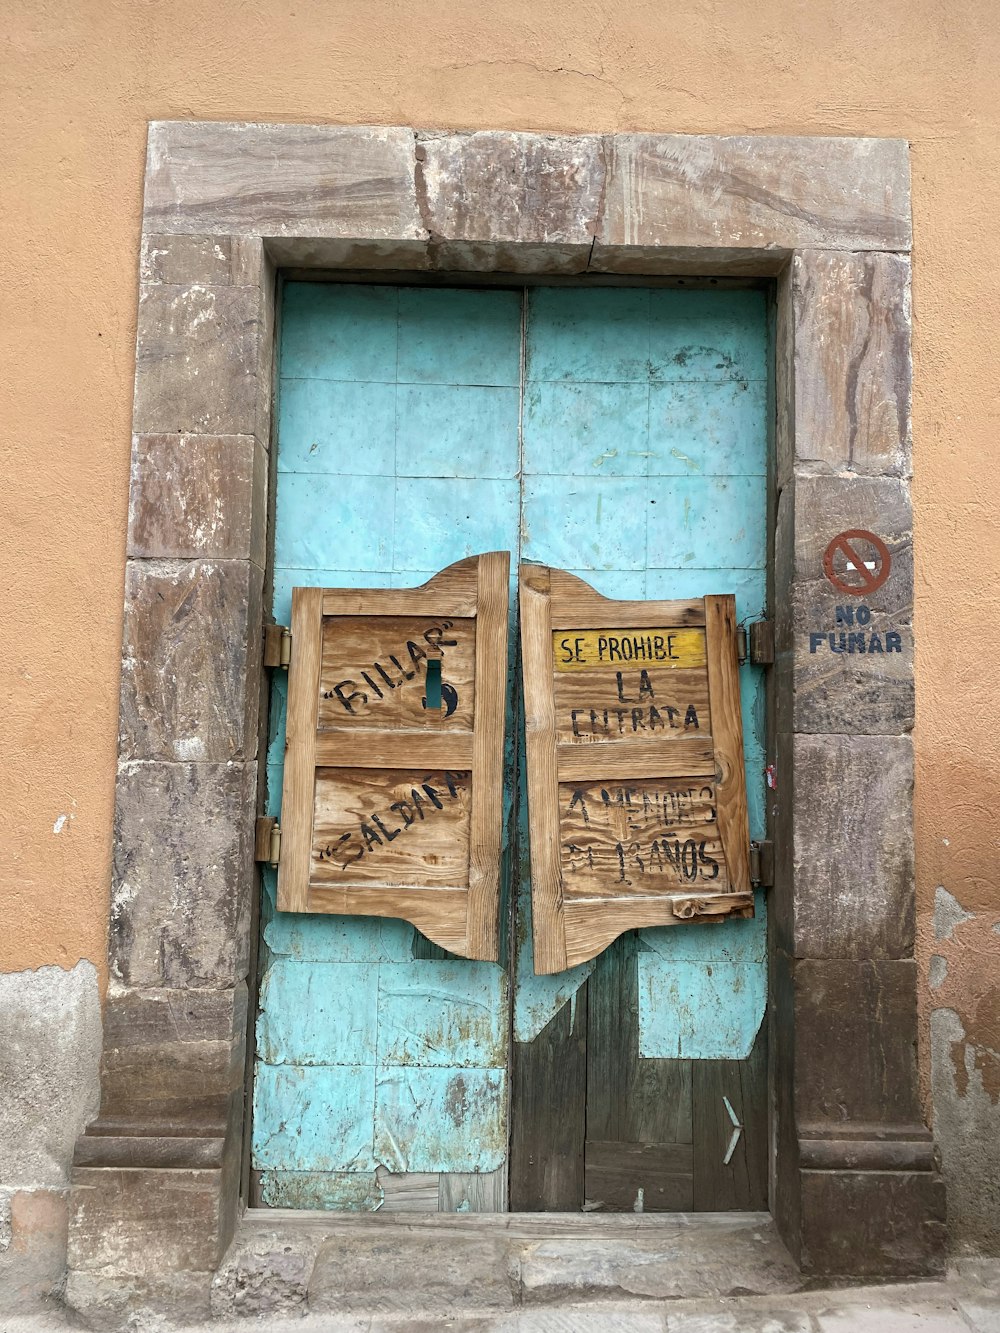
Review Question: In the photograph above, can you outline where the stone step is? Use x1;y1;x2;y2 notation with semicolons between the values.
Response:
211;1210;804;1320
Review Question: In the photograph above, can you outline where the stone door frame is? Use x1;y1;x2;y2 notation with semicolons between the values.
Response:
67;124;944;1301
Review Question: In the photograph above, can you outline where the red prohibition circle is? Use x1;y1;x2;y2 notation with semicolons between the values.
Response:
822;529;892;596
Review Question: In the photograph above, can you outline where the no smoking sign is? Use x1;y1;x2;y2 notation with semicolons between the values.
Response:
822;529;891;596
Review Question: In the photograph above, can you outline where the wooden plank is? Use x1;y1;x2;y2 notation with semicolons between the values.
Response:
692;1023;768;1210
438;1167;506;1213
585;933;694;1212
562;896;750;969
703;595;752;893
311;768;471;888
277;586;325;912
306;885;470;955
321;558;480;620
584;1141;694;1211
318;613;476;732
376;1168;441;1213
553;665;711;746
467;550;510;960
558;779;727;901
519;566;567;975
556;739;716;781
314;731;474;769
509;989;587;1211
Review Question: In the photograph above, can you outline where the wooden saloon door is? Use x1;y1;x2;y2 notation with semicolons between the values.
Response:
278;553;509;961
519;567;752;974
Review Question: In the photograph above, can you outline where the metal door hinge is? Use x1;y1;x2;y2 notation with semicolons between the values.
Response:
737;620;774;666
263;624;292;670
750;840;774;889
255;817;281;867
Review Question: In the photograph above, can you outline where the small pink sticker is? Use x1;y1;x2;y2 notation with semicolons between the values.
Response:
765;764;778;791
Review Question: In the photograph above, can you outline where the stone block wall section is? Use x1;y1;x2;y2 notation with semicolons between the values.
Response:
66;123;941;1319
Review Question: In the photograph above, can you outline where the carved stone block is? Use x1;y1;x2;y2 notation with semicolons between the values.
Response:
133;283;261;436
600;135;911;252
799;1169;946;1276
143;122;423;239
127;434;266;564
417;130;604;255
110;762;255;989
792;958;922;1127
118;559;263;763
788;251;912;480
68;1168;229;1273
784;735;915;960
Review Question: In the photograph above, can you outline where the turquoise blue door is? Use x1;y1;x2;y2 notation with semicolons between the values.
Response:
252;282;768;1211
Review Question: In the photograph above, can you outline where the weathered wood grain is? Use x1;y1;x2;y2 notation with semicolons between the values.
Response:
703;595;751;893
279;556;508;959
311;767;471;889
585;1141;695;1211
278;587;325;912
585;934;694;1212
313;732;474;769
521;570;753;972
558;779;726;901
692;1024;768;1211
556;740;716;782
468;551;510;961
509;992;587;1211
318;614;476;732
306;886;470;956
520;567;567;975
553;666;711;746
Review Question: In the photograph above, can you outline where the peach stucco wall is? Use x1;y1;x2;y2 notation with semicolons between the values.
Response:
3;0;998;1212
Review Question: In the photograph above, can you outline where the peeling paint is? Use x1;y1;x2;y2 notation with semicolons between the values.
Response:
934;885;975;940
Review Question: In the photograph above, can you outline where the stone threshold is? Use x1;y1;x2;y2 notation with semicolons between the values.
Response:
211;1208;806;1319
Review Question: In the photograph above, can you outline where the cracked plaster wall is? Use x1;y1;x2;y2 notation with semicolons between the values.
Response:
3;0;1000;1251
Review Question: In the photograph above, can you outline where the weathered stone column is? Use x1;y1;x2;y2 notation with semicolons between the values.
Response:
66;232;273;1322
771;251;946;1274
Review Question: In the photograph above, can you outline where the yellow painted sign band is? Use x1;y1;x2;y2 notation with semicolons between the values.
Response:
552;627;707;672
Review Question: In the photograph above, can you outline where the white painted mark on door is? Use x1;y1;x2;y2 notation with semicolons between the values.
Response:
722;1095;742;1165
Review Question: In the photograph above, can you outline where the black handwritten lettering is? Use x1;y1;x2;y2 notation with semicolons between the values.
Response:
330;679;367;713
371;813;400;843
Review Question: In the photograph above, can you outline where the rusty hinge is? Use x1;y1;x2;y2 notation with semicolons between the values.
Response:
750;840;774;889
255;816;281;867
263;623;292;670
737;620;775;666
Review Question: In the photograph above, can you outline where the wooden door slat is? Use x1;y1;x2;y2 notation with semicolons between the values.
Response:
314;731;475;770
467;550;510;960
555;738;715;781
277;587;325;913
704;595;752;893
519;567;568;976
322;586;479;619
